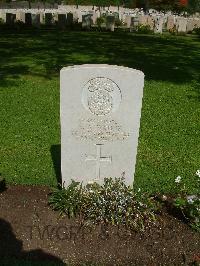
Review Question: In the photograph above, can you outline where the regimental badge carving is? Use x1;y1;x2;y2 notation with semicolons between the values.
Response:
72;77;129;143
88;89;113;116
82;77;122;116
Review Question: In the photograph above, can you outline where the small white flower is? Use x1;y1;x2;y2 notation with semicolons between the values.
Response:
138;188;141;192
187;195;197;204
162;195;167;201
187;198;194;204
175;176;182;183
196;170;200;178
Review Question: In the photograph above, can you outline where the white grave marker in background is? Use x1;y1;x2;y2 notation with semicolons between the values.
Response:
60;65;144;187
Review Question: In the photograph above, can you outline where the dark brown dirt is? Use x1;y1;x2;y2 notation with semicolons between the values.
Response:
0;185;199;265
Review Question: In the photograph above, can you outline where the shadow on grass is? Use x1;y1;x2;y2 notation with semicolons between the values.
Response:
50;145;62;187
0;29;200;87
0;218;65;265
0;177;7;193
187;75;200;101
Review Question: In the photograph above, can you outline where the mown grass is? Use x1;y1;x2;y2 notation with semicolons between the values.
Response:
0;29;199;194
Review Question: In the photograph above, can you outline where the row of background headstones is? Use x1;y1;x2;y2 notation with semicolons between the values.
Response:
0;8;200;33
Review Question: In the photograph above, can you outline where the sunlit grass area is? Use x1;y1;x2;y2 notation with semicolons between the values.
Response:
0;30;200;193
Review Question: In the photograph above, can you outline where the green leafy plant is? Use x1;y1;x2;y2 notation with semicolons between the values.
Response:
49;177;157;232
96;16;105;30
169;25;177;35
48;180;83;218
193;26;200;36
0;18;4;25
14;20;25;30
115;18;122;28
135;24;153;34
172;170;200;231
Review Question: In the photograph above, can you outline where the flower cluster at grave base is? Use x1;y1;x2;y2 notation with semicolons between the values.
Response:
49;177;158;232
172;170;200;232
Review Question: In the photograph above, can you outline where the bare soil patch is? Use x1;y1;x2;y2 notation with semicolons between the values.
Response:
0;185;199;265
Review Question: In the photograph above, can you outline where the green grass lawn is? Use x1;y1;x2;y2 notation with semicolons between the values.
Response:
0;30;200;194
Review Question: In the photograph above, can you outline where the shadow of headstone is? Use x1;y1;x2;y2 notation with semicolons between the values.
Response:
50;145;62;187
0;176;7;193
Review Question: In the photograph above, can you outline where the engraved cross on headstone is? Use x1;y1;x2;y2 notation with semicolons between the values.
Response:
85;144;112;181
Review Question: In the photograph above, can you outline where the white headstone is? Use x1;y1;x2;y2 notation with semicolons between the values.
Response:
40;12;45;24
147;15;154;30
193;18;200;29
72;11;78;23
167;16;175;31
53;13;58;23
139;15;147;26
0;10;6;22
32;13;40;27
91;12;98;24
77;11;82;23
186;19;195;32
16;11;25;23
177;18;187;33
60;65;144;187
154;17;163;33
132;16;139;27
195;18;200;28
106;15;115;31
125;15;132;28
82;14;92;29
